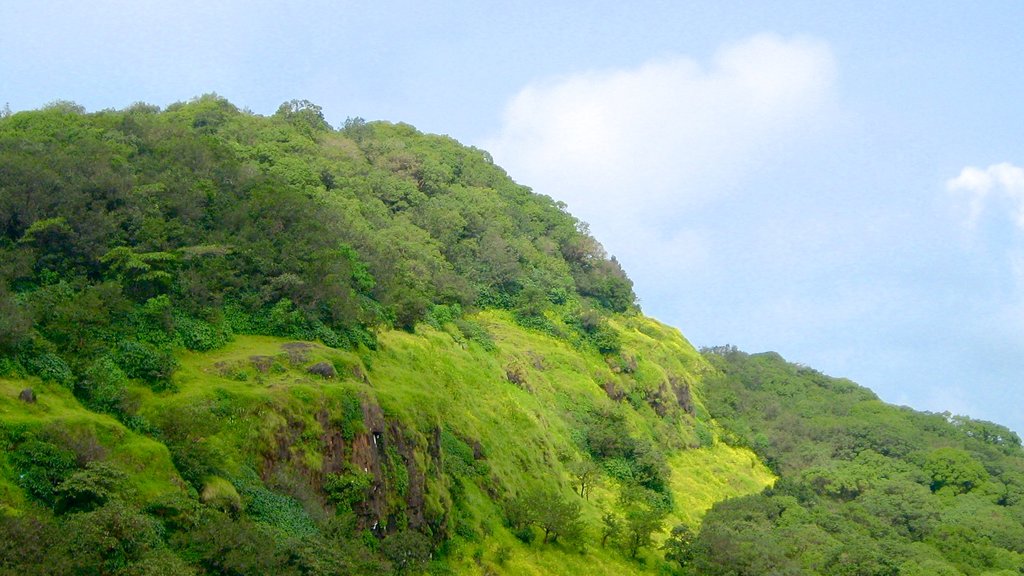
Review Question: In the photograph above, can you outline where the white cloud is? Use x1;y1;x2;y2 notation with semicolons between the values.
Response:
483;33;838;234
947;162;1024;229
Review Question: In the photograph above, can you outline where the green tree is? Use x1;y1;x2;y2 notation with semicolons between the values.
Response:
924;447;989;495
600;511;622;547
623;505;667;558
661;524;695;569
569;459;602;500
534;491;583;544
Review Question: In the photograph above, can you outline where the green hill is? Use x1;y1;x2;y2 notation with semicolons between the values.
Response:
1;96;1022;575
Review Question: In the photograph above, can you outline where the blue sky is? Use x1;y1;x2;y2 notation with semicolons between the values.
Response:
4;1;1024;433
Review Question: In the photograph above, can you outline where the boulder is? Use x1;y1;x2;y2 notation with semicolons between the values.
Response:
307;362;336;379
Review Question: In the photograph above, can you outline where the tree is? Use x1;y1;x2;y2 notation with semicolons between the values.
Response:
534;491;582;544
505;491;538;542
570;459;602;500
0;283;31;352
617;486;670;558
623;505;667;558
924;447;989;495
506;489;582;545
600;512;621;547
662;524;695;569
275;99;331;135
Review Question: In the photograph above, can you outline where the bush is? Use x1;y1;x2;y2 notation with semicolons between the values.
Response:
25;352;74;387
0;514;75;574
78;355;129;413
426;303;462;329
695;421;715;448
454;319;496;352
381;530;433;574
54;461;127;513
11;437;77;506
324;467;374;511
185;513;303;576
112;340;176;388
63;501;164;574
232;472;317;537
175;313;232;351
267;298;309;337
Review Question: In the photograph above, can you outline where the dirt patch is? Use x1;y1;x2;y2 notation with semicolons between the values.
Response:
281;342;314;365
505;364;531;392
602;381;625;402
249;355;274;373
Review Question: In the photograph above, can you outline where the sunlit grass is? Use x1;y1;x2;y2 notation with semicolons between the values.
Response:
1;311;774;574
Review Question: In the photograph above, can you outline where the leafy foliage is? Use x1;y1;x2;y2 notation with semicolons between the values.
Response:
693;347;1024;575
0;95;636;418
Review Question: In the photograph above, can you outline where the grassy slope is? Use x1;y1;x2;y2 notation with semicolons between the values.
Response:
0;378;185;514
0;312;772;574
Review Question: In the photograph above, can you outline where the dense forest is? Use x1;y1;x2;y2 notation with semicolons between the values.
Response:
1;96;1023;575
693;348;1024;575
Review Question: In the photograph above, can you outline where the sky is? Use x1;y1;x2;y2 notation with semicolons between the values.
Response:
3;1;1024;434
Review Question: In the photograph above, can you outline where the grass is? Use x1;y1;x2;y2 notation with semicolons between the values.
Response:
0;377;186;511
0;310;775;574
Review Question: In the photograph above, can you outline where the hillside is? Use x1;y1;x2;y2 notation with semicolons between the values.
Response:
1;96;1023;576
0;96;770;575
694;348;1024;575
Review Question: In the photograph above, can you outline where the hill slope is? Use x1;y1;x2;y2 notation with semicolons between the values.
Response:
1;311;773;575
0;97;770;575
3;97;1024;576
690;348;1024;575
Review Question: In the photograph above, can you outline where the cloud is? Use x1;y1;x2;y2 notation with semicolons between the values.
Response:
947;162;1024;229
483;33;838;237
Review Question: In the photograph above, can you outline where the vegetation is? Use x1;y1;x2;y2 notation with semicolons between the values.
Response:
1;96;1022;575
0;97;764;575
690;347;1024;575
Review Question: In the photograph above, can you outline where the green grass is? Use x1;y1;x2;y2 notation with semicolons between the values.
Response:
0;311;774;573
665;443;775;528
0;377;186;511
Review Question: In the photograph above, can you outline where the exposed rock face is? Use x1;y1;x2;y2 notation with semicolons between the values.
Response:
281;342;313;365
670;375;695;415
18;388;36;403
261;397;439;538
602;380;625;402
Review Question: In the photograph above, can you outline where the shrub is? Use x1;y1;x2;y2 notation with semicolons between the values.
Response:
25;352;74;387
63;501;164;574
78;355;128;413
324;467;374;511
54;461;127;513
11;437;77;506
381;530;433;575
175;313;232;351
112;340;176;388
240;483;317;538
426;303;462;329
454;319;496;352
